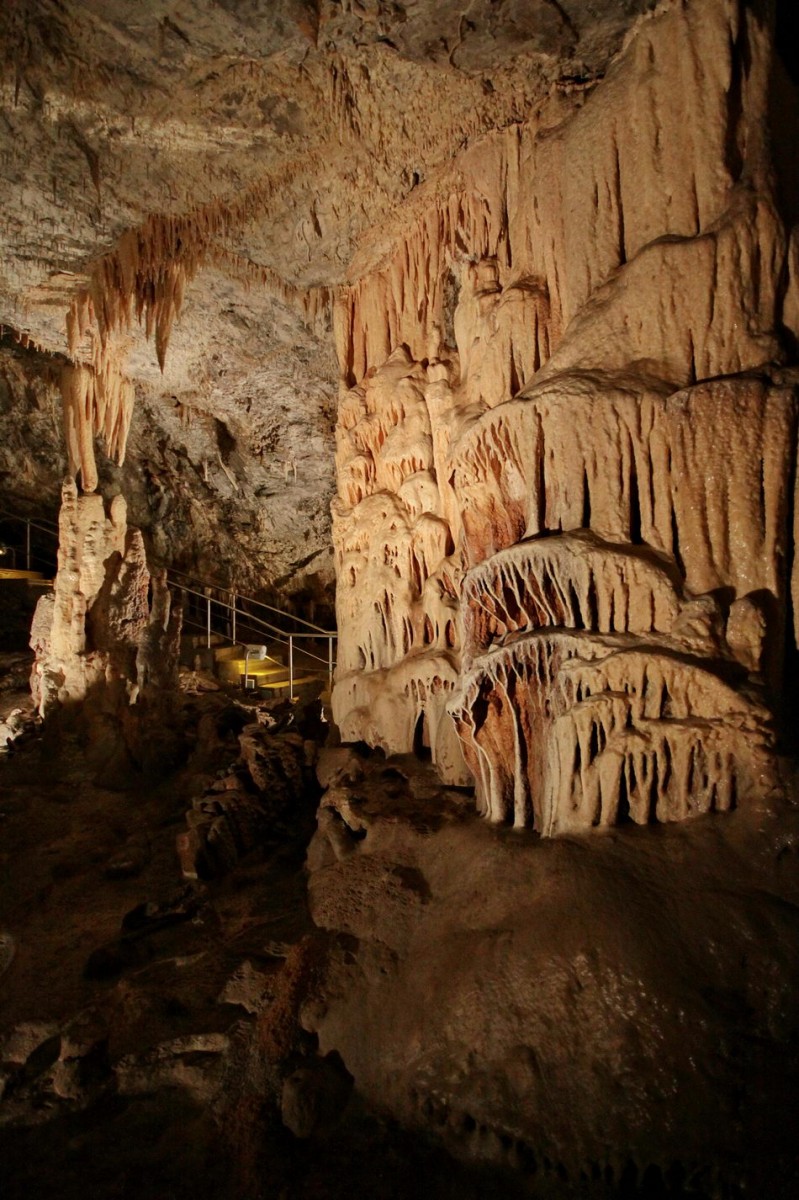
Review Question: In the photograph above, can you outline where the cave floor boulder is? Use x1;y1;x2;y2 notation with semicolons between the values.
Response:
304;747;799;1198
2;653;799;1198
0;658;541;1200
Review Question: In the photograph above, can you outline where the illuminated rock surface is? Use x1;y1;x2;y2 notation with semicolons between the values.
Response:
305;745;799;1197
331;0;799;833
0;1;798;1197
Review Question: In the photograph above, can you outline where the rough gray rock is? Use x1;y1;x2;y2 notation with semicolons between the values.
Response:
0;1;668;611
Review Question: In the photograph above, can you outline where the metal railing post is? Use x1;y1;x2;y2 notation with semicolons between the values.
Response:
25;519;30;571
134;565;337;687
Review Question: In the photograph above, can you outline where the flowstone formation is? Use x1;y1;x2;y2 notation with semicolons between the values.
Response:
0;0;666;611
332;0;799;833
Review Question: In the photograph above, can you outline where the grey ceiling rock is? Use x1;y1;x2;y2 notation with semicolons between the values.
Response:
0;0;681;601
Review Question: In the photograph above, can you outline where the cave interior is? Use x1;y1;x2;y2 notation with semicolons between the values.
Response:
1;2;799;1198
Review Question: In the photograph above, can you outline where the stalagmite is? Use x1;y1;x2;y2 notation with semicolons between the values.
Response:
30;479;182;773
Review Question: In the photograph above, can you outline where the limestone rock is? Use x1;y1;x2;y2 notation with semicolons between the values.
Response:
303;753;799;1191
331;0;798;833
0;0;643;614
239;726;305;797
280;1054;353;1140
452;632;775;832
28;478;183;776
315;746;366;790
0;709;28;752
181;725;309;878
114;1033;229;1100
217;961;274;1015
30;479;182;711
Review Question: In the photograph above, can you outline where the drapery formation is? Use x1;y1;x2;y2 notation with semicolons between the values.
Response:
331;0;799;830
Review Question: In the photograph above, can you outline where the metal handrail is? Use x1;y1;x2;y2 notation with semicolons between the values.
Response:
176;580;301;643
172;579;330;644
166;565;337;697
182;612;332;672
166;565;333;636
180;590;336;696
0;509;59;536
0;506;337;697
0;508;59;571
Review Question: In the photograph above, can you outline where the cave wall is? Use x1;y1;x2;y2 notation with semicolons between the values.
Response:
332;0;799;829
0;333;338;613
0;0;729;627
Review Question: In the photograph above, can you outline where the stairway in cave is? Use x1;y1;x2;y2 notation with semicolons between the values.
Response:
184;637;333;703
0;513;56;649
0;507;336;699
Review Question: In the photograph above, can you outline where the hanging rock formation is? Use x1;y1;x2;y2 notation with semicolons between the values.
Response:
331;0;799;831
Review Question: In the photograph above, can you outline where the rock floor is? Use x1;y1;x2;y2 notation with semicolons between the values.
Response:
2;653;799;1199
0;653;543;1200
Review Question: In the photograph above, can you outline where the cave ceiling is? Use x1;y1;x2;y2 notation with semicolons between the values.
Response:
0;0;658;594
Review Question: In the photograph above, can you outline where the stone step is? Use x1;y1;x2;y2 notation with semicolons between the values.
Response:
216;658;287;684
257;673;320;691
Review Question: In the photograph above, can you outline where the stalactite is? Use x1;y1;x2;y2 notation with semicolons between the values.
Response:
60;356;134;493
336;186;509;387
461;532;683;662
81;200;333;366
451;374;797;626
451;632;775;834
59;178;334;489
